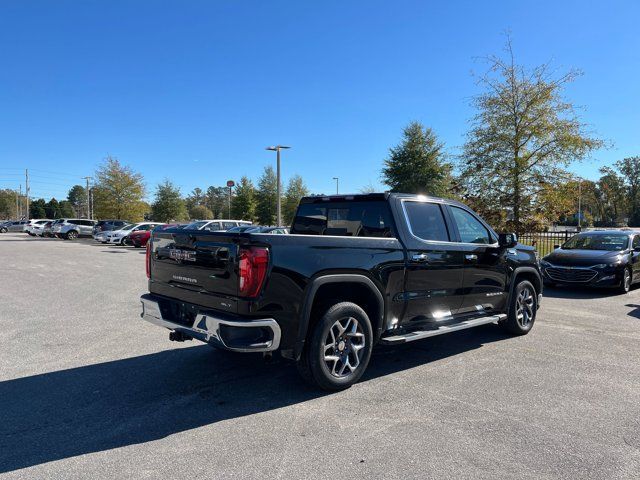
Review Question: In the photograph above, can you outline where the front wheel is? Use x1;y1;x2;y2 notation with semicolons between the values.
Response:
1;227;7;233
296;302;373;391
502;280;537;336
619;268;632;294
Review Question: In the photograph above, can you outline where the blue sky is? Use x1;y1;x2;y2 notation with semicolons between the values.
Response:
0;0;638;201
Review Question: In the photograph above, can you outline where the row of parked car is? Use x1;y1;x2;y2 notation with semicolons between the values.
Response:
0;218;289;247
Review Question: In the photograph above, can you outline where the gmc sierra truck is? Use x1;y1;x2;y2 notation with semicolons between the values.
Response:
140;193;542;390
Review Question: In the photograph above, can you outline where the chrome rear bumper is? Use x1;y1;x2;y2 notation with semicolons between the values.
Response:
140;294;281;352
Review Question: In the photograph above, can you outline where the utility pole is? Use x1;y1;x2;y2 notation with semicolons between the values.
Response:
25;169;29;219
15;188;19;218
333;177;339;194
265;145;291;226
83;176;91;218
19;185;22;218
90;188;94;220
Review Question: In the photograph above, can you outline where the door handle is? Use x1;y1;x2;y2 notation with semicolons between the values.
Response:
465;254;478;261
411;253;429;263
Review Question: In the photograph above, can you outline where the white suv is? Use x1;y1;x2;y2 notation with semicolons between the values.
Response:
53;219;98;240
25;219;51;235
106;222;164;245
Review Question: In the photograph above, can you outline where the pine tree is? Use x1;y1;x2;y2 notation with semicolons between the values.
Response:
255;166;278;225
382;121;451;196
231;176;257;221
283;175;309;226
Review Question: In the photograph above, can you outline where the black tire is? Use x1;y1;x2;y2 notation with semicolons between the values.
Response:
65;230;78;240
502;280;537;336
296;302;373;391
0;227;6;233
619;267;632;294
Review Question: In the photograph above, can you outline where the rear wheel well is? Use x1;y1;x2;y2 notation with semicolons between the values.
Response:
308;282;383;341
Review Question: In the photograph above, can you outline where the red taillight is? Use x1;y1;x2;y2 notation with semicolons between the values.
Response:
146;242;151;278
238;246;269;298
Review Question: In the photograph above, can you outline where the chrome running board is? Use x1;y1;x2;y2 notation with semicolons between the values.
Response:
380;314;507;345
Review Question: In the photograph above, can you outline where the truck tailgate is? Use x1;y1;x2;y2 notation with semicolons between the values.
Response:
150;230;240;308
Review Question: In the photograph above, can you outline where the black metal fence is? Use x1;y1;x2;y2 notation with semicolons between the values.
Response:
518;231;576;257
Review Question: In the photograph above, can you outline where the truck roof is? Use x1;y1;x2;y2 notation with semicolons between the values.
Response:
298;192;467;208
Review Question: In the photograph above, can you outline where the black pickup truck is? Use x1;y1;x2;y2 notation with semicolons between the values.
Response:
140;193;542;390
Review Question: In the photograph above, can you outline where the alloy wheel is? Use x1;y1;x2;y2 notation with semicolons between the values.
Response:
323;316;366;378
67;231;77;240
623;269;631;292
516;286;535;328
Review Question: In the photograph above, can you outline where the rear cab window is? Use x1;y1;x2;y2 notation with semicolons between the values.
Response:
291;199;395;238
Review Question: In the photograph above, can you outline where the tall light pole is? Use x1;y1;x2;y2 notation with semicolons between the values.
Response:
266;145;291;226
333;177;339;194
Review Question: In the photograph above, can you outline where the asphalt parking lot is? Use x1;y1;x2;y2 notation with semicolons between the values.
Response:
1;232;639;479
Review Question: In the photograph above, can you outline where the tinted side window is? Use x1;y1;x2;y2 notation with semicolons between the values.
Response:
291;201;394;237
222;222;236;229
404;202;449;242
451;207;491;244
633;235;640;249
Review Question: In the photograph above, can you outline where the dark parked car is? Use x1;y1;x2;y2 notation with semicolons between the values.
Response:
539;230;640;293
140;193;542;390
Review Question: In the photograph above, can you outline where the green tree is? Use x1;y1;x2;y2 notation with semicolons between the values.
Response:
67;185;86;216
382;121;451;196
185;187;205;212
59;200;75;217
151;180;188;222
93;156;147;221
597;167;627;226
283;175;309;225
45;198;62;218
205;186;229;218
0;189;18;218
29;198;47;218
459;39;604;233
189;204;214;220
255;166;278;225
231;176;257;221
616;156;640;226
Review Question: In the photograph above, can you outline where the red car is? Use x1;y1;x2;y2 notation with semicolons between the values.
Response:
129;229;151;248
129;224;182;247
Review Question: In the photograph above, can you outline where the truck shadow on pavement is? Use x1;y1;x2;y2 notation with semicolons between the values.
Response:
0;325;509;473
624;304;640;319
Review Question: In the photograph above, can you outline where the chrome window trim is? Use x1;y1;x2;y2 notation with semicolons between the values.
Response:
400;199;499;248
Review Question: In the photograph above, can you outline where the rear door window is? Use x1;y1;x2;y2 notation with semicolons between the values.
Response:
403;201;450;242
